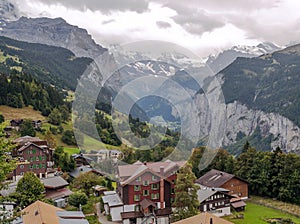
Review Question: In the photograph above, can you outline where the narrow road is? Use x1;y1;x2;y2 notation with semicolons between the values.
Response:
95;202;122;224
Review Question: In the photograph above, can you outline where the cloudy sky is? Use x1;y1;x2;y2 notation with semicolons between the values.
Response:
13;0;300;57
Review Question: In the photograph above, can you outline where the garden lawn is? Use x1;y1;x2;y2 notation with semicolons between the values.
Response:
64;147;80;156
225;202;300;224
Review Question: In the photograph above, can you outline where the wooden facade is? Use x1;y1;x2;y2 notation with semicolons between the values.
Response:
199;191;232;216
221;177;248;199
13;144;49;178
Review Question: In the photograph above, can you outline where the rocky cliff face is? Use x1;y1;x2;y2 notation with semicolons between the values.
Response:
0;17;107;58
188;91;300;153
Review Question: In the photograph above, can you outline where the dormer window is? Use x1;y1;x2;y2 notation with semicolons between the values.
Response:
143;180;149;186
152;175;157;181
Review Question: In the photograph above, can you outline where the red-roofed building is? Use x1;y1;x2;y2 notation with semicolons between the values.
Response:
117;160;185;208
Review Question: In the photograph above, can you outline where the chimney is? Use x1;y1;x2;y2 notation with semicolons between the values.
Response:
160;166;164;176
160;178;164;209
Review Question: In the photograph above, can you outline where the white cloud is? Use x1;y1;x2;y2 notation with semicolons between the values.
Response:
12;0;300;57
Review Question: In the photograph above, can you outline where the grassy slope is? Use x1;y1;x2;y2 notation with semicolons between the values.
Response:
0;105;45;121
0;106;121;153
225;202;300;224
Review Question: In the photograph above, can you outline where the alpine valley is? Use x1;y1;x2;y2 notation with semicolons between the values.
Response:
0;1;300;156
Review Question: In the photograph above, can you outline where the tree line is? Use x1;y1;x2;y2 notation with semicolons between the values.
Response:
189;142;300;205
0;73;66;116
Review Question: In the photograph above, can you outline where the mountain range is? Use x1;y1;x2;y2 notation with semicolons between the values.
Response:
0;1;299;154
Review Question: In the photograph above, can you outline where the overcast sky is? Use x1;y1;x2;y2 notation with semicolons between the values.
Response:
13;0;300;57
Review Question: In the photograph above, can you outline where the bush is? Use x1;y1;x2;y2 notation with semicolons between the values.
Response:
68;191;88;208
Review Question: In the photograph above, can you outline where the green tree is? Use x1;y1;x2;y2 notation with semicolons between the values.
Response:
15;172;45;207
59;105;70;122
172;163;199;221
61;130;77;145
44;130;56;149
53;146;75;172
72;172;105;196
0;127;17;190
68;191;88;208
20;119;36;137
48;108;62;125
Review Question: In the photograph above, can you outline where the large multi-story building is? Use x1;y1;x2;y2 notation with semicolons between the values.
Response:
10;136;54;180
117;160;185;208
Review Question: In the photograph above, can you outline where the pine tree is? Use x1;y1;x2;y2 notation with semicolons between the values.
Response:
172;163;199;221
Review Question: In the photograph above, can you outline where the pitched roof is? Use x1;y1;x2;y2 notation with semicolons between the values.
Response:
172;212;233;224
59;219;89;224
118;164;144;179
197;188;230;203
56;211;85;219
196;169;246;188
21;201;89;224
22;200;64;224
120;165;164;186
118;160;185;184
146;161;186;174
45;188;73;200
140;198;157;210
0;181;18;197
69;166;93;178
41;176;69;189
13;136;44;144
231;200;246;208
102;192;124;207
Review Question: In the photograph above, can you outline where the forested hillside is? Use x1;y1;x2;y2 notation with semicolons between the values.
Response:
0;73;66;116
221;44;300;127
0;36;93;90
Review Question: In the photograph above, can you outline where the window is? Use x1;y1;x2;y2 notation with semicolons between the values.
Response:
143;190;149;196
172;179;176;184
152;175;157;181
33;149;36;154
30;157;34;162
135;205;140;212
20;172;24;176
171;188;175;194
39;164;43;169
134;185;140;191
136;176;141;182
36;157;39;161
151;193;159;200
143;180;149;186
134;195;140;202
20;165;24;169
151;183;158;190
39;156;42;161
